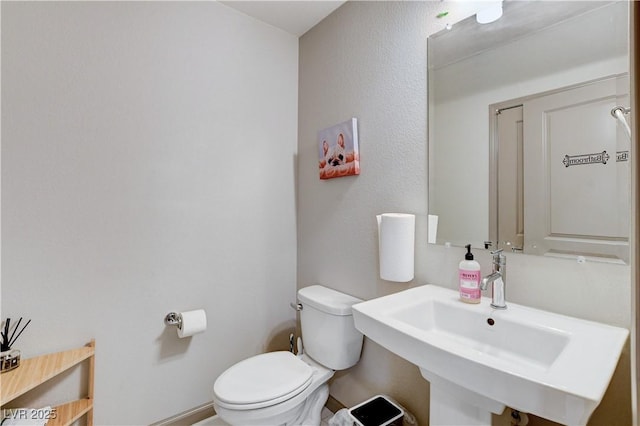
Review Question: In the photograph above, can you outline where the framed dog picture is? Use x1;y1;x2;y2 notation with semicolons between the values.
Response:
318;118;360;180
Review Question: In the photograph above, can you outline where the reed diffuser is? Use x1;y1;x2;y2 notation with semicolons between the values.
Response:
1;317;30;373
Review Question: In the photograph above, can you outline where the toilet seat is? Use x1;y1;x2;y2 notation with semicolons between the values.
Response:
213;351;313;410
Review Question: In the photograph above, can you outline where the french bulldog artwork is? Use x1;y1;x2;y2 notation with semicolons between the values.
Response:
317;118;359;180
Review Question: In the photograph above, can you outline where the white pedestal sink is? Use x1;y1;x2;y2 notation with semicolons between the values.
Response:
351;285;628;426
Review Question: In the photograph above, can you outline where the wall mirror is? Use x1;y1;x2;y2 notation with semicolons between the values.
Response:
427;0;630;263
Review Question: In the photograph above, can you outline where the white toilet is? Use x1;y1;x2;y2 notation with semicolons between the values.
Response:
212;285;364;426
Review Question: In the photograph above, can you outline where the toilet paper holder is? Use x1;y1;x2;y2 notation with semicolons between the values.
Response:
164;312;182;329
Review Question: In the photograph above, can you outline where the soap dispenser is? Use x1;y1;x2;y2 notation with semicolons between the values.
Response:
459;244;481;304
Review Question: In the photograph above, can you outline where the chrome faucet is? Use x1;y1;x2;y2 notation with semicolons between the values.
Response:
480;249;507;309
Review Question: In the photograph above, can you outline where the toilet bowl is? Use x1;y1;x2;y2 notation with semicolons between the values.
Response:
213;352;333;425
212;285;364;426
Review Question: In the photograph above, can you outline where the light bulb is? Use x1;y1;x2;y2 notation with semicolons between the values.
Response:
476;1;503;24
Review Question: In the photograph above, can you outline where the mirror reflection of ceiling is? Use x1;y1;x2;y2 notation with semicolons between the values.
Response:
429;1;616;70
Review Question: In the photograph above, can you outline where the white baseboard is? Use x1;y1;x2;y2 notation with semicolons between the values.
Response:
151;395;343;426
150;402;216;426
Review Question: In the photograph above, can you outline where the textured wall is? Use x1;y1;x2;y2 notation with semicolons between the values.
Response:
298;2;434;424
298;2;631;425
2;2;298;423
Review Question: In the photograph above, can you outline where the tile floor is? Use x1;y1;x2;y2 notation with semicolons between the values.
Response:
320;406;334;426
193;406;335;426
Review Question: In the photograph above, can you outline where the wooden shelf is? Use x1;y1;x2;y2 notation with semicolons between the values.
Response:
0;340;95;426
48;398;93;426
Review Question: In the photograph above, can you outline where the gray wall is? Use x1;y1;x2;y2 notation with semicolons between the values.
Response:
298;2;631;425
298;2;433;423
1;2;298;423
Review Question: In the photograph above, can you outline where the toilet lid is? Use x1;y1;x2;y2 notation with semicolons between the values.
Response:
213;351;313;407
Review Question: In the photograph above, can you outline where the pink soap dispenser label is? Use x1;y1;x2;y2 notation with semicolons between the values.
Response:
459;270;481;301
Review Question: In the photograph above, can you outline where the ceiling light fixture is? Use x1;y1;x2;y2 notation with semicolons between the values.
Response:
476;1;503;24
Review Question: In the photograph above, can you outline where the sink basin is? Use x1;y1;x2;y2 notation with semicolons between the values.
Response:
352;285;628;425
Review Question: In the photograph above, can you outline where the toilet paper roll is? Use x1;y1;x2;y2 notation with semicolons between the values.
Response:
177;309;207;338
377;213;415;282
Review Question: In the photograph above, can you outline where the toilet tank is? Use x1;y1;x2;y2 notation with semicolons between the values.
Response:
297;285;364;370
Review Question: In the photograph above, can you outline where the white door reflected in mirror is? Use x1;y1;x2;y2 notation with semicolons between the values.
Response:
488;76;629;263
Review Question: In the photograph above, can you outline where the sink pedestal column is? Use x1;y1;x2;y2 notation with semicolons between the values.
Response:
422;369;505;426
